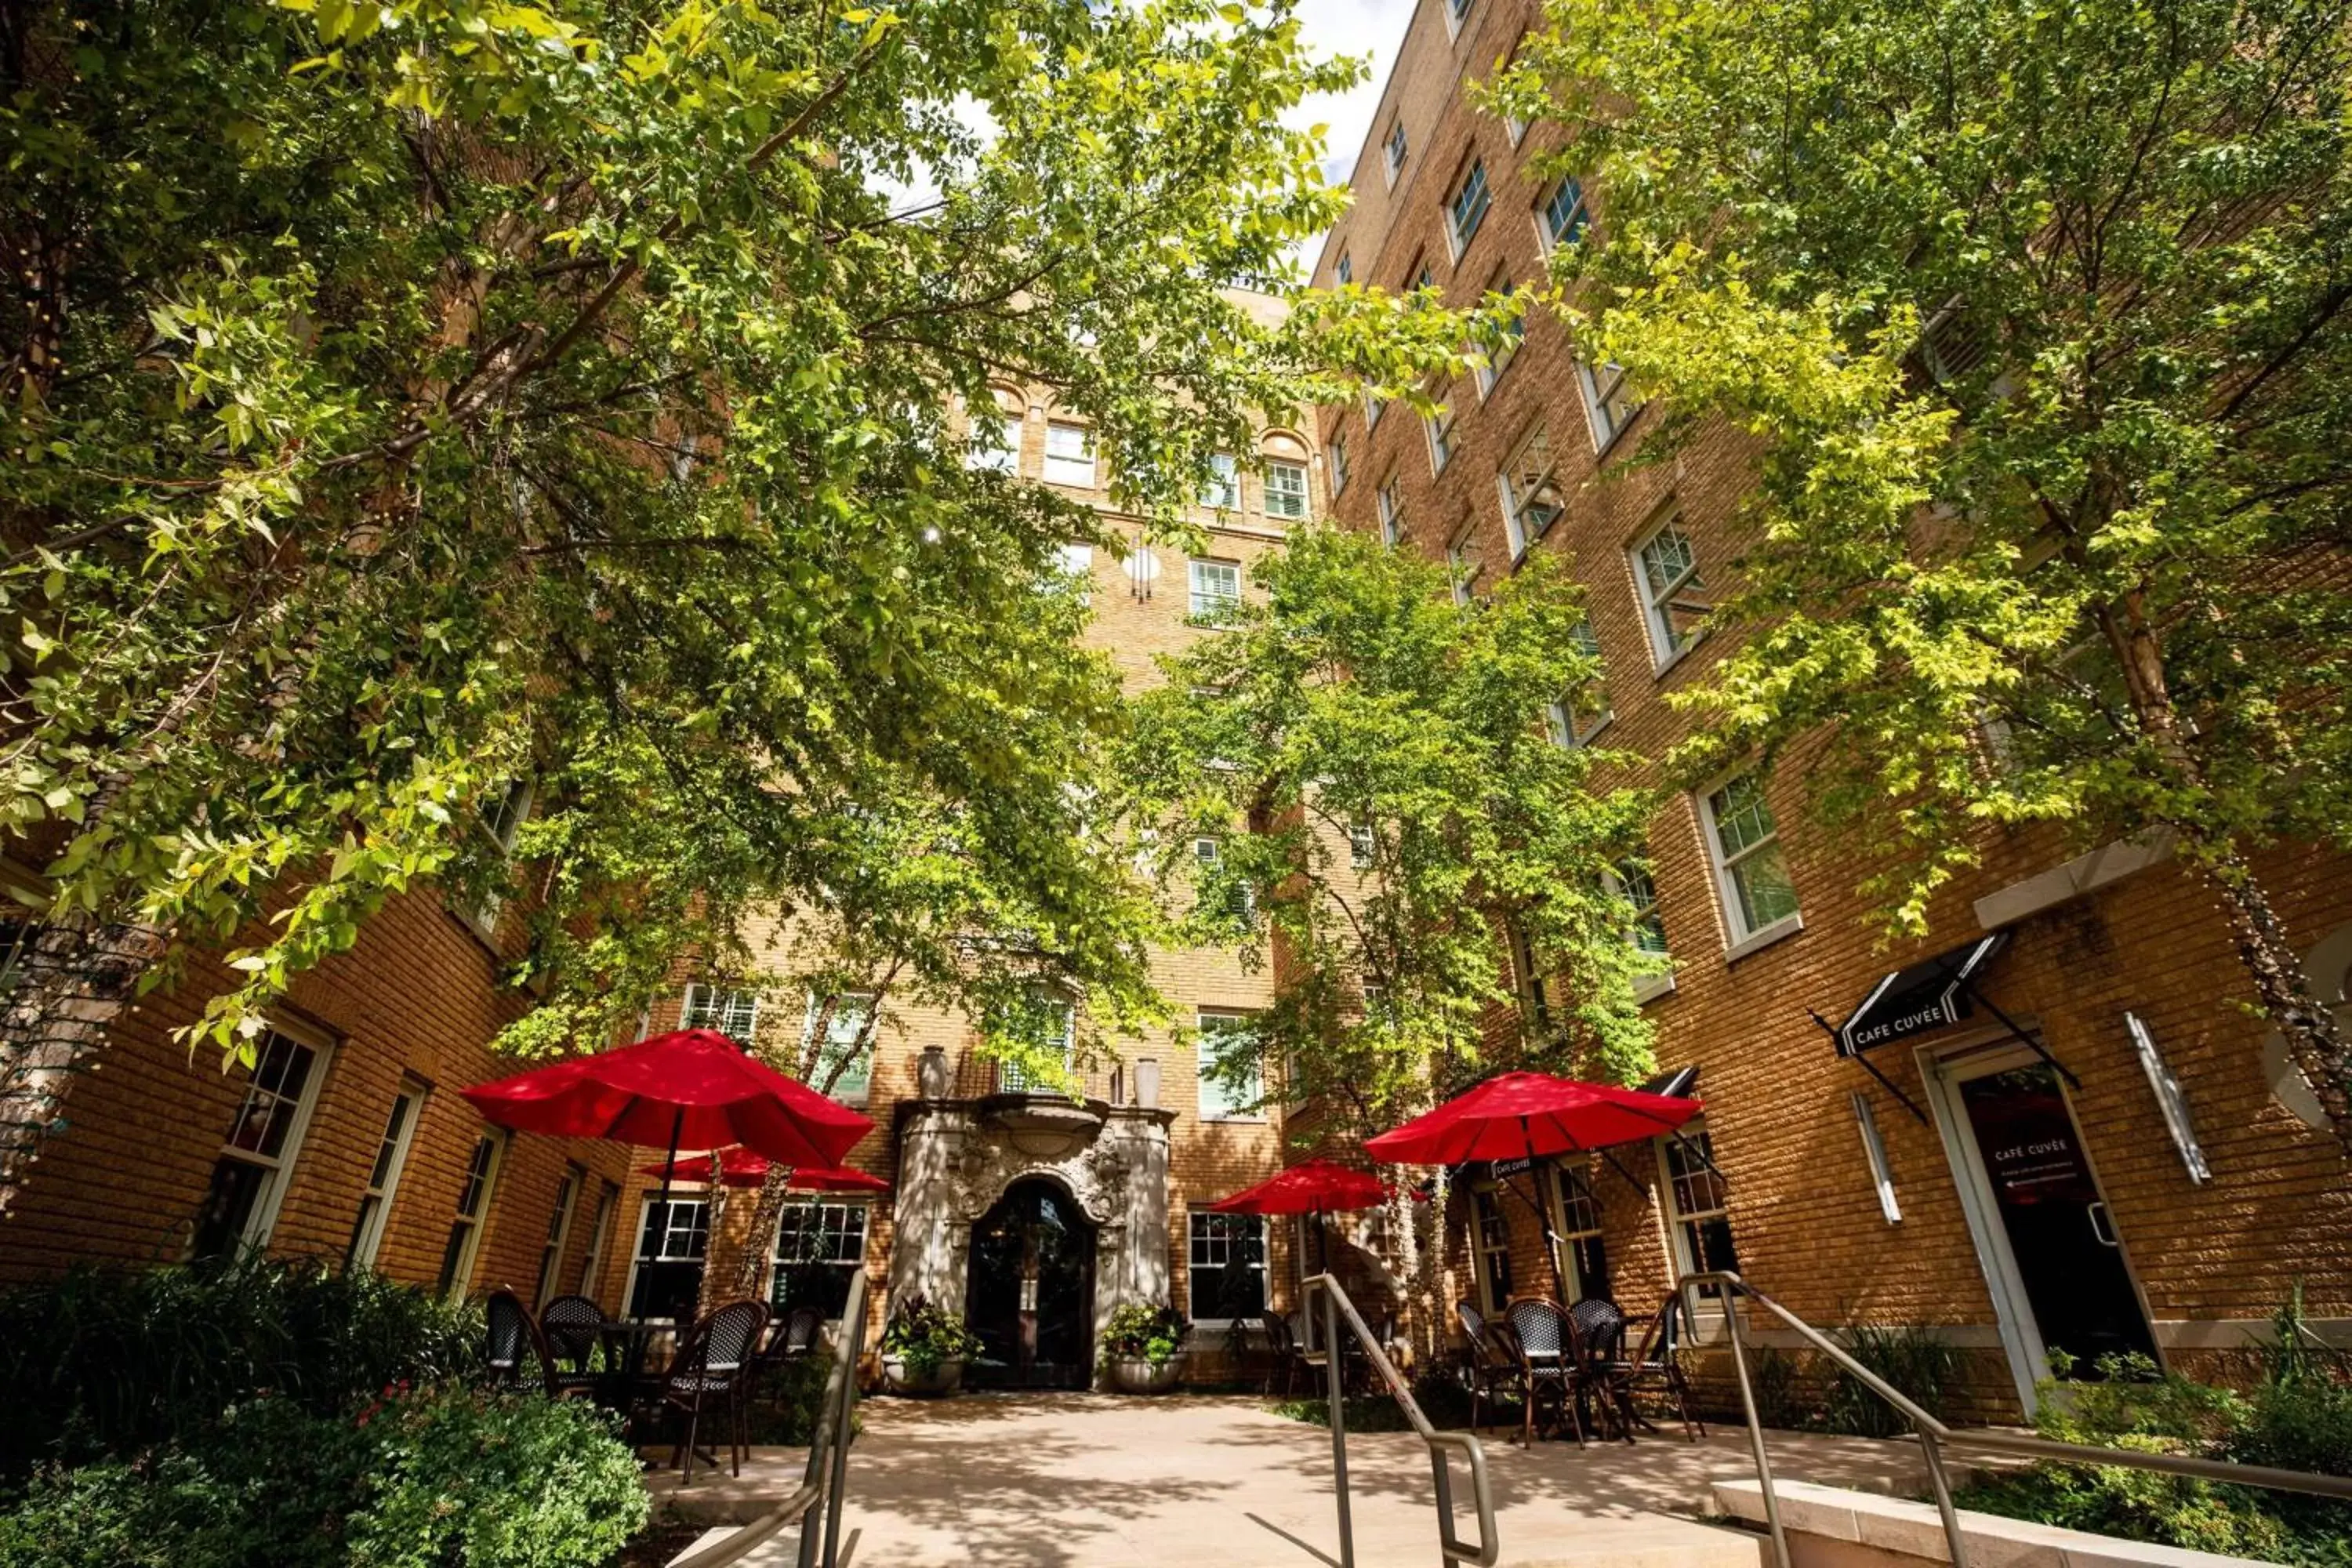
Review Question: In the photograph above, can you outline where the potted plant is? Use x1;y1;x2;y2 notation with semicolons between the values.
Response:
877;1294;981;1397
1100;1301;1191;1394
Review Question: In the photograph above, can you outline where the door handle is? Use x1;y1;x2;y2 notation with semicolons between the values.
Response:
2088;1201;2119;1247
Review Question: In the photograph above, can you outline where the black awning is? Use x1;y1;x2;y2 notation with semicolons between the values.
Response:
1639;1065;1698;1099
1836;932;2010;1056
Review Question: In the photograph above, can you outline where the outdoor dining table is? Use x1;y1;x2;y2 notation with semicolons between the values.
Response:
590;1318;680;1408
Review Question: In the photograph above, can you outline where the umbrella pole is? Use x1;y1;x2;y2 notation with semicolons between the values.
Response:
1516;1116;1570;1305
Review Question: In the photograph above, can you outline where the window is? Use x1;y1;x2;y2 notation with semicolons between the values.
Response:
1448;160;1492;257
1469;1186;1512;1313
1329;434;1350;495
1200;453;1240;510
967;387;1022;471
1376;476;1404;544
346;1076;426;1270
771;1199;870;1318
437;1130;506;1297
1632;516;1707;665
536;1163;584;1308
1446;0;1475;38
468;779;533;932
1335;250;1352;287
1702;774;1802;944
681;982;760;1045
996;993;1076;1093
1661;1123;1738;1294
803;992;874;1106
1497;424;1564;559
625;1194;710;1321
1382;118;1409;183
1549;1161;1609;1299
1196;1011;1263;1121
1446;525;1483;607
1539;176;1588;252
190;1025;328;1261
1057;542;1093;605
1194;834;1254;924
1545;617;1610;746
1363;393;1385;431
578;1180;620;1298
1424;396;1457;474
1348;824;1376;870
1265;459;1309;521
1188;557;1242;623
1187;1210;1266;1320
1614;858;1669;958
1577;358;1641;450
1044;420;1095;487
1475;299;1524;397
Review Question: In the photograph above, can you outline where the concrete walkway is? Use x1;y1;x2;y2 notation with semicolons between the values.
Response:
654;1393;1946;1568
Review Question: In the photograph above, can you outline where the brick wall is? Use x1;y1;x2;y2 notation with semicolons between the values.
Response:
1316;0;2352;1420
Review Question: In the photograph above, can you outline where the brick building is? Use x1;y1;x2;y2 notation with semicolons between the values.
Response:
0;289;1325;1392
1307;0;2352;1416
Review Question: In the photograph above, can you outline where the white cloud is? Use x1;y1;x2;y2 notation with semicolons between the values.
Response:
1281;0;1418;281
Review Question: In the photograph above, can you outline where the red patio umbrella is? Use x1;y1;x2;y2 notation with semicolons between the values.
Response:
1209;1157;1388;1272
464;1029;876;1224
638;1147;891;1195
1364;1071;1702;1301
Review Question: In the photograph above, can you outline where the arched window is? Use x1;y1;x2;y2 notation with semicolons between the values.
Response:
967;385;1025;473
1260;432;1311;521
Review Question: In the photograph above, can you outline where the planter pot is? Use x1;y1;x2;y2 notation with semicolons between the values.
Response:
1108;1356;1185;1395
880;1354;966;1398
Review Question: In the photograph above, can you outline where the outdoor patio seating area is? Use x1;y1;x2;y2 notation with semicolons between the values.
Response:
651;1392;1947;1568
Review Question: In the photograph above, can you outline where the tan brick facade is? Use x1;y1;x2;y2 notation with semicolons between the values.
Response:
1312;0;2352;1417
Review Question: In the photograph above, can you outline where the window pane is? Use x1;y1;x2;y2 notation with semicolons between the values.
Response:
1708;775;1777;857
1189;559;1243;620
1640;524;1698;601
1543;177;1588;248
1200;454;1240;510
1451;161;1491;249
1265;462;1308;520
190;1159;268;1261
1732;841;1802;931
1044;421;1094;485
1197;1013;1261;1120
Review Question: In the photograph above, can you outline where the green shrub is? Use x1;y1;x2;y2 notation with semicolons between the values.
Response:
1745;1325;1955;1437
877;1294;981;1375
1099;1303;1191;1368
747;1353;855;1448
1956;1346;2352;1568
0;1256;479;1479
0;1385;645;1568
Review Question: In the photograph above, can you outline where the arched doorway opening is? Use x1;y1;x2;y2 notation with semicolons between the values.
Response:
964;1176;1098;1389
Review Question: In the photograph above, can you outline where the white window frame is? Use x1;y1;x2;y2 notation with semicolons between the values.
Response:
1376;476;1404;544
578;1178;620;1298
1578;359;1641;452
967;389;1023;472
1264;459;1309;521
1468;1183;1514;1315
996;994;1077;1094
1475;301;1523;399
1424;396;1457;475
1544;617;1612;749
623;1192;711;1322
1348;824;1377;871
1656;1121;1736;1294
1545;1160;1607;1298
1196;1010;1264;1123
1606;859;1675;1003
1497;423;1563;561
437;1127;507;1298
1186;1209;1268;1326
1382;117;1409;185
1446;527;1481;607
536;1161;584;1308
1444;0;1475;42
1631;514;1706;668
1362;393;1385;432
1200;453;1240;511
1334;251;1352;288
1043;419;1096;488
1188;557;1243;622
1448;159;1492;260
1699;773;1804;953
771;1197;872;1320
1537;176;1588;254
681;982;762;1045
802;990;876;1107
194;1022;333;1260
1328;434;1351;496
347;1073;426;1270
466;779;534;936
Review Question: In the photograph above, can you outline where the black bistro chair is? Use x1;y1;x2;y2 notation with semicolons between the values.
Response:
484;1290;555;1396
661;1300;770;1485
1457;1300;1530;1443
1608;1291;1706;1442
1569;1297;1635;1443
1503;1297;1584;1447
538;1294;606;1399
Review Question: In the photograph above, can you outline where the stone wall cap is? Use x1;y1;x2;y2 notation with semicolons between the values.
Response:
1711;1479;2274;1568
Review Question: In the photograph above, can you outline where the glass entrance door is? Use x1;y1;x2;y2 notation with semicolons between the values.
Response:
964;1178;1098;1389
1955;1063;2158;1376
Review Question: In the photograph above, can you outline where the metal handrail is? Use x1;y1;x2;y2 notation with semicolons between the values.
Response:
670;1269;872;1568
1308;1272;1501;1568
1682;1270;2352;1568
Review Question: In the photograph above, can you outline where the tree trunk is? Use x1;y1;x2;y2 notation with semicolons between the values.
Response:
2187;838;2352;1159
0;911;172;1214
732;1167;793;1301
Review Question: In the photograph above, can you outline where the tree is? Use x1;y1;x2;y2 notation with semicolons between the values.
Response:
0;0;1359;1202
1504;0;2352;1148
1122;527;1661;1143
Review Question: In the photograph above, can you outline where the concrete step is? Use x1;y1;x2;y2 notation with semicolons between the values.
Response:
1501;1514;1769;1568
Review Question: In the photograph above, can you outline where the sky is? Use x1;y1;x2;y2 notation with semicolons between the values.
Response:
1282;0;1419;279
